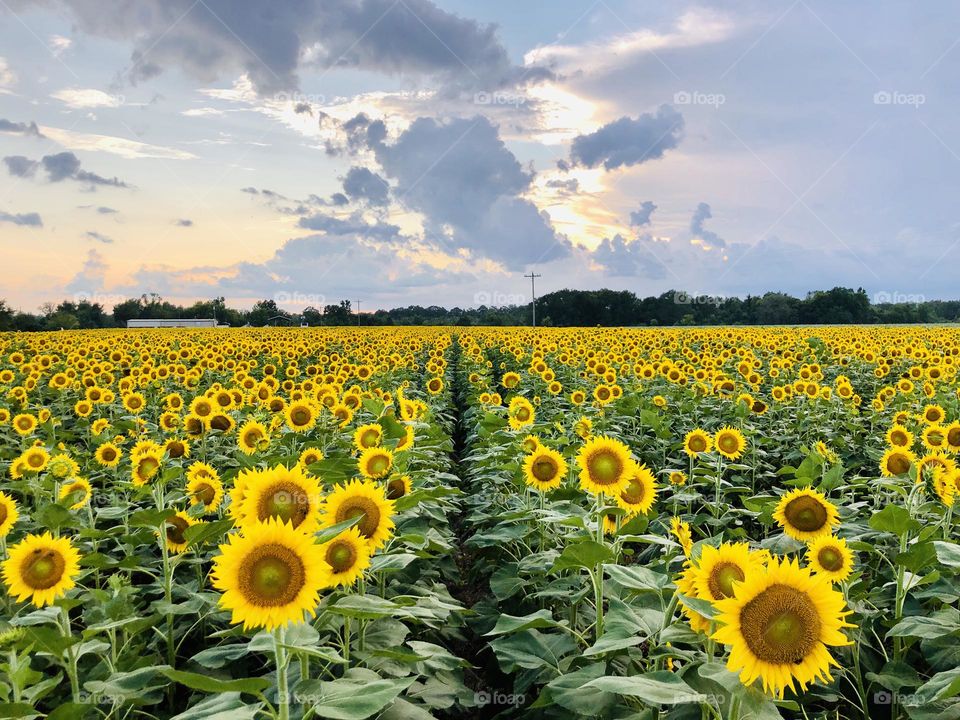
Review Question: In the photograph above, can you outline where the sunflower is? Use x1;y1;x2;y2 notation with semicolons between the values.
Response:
331;404;354;428
615;463;658;515
522;446;568;492
520;434;540;454
237;419;269;455
59;478;92;509
922;424;949;452
20;447;49;474
669;470;687;486
164;437;190;459
12;413;37;436
319;527;372;588
426;377;444;395
131;449;163;487
714;427;747;460
934;469;958;506
683;429;713;456
385;474;412;500
238;464;322;533
0;492;19;537
163;511;197;554
507;396;535;430
353;424;383;450
773;488;839;541
48;454;80;480
922;404;946;424
358;447;394;480
670;517;694;557
298;448;325;470
211;518;330;630
945;422;960;453
284;401;317;432
880;447;916;477
693;543;764;602
188;472;224;514
712;557;852;698
2;532;81;607
320;479;395;551
886;425;914;449
806;535;854;583
577;436;632;496
573;417;593;440
95;442;122;468
676;563;712;634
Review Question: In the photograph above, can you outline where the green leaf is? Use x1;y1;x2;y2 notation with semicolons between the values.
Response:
869;505;920;536
314;516;362;544
185;519;235;548
191;644;249;669
583;672;699;704
933;541;960;567
170;693;263;720
551;540;614;572
542;663;616;714
297;677;414;719
486;609;562;636
160;668;270;696
329;595;401;620
605;564;671;593
888;608;960;639
129;508;176;529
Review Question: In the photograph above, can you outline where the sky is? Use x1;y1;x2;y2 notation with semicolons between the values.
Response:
1;0;958;313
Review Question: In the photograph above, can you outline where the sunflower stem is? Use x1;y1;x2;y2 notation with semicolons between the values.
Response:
593;494;605;640
160;526;175;670
274;626;290;720
58;605;81;704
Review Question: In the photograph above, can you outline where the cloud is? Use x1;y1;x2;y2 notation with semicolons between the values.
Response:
569;105;684;171
370;114;570;268
342;166;390;206
546;178;580;193
0;119;44;137
690;202;726;249
630;201;657;227
592;234;667;279
85;230;114;244
97;206;117;214
297;212;403;243
0;210;42;227
4;152;131;189
27;0;545;95
40;126;196;160
51;88;123;108
49;35;72;57
66;248;108;295
0;57;15;89
175;218;193;227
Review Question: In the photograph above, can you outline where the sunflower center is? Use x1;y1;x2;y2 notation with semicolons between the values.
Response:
326;541;357;573
891;430;908;446
366;454;390;476
531;457;559;483
291;408;310;426
689;436;707;452
138;457;160;480
587;450;623;486
243;429;262;446
386;478;407;500
22;549;66;590
239;544;305;607
620;477;646;505
817;547;844;572
718;434;738;453
166;516;190;545
102;448;117;461
258;481;310;528
336;498;381;539
27;454;44;469
361;430;379;447
929;431;945;446
0;504;6;525
888;453;911;475
515;407;530;421
708;562;745;599
784;496;828;532
950;428;960;447
194;482;216;506
740;584;821;665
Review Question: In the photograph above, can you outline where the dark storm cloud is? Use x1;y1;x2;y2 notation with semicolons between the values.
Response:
0;210;42;227
369;115;569;268
0;119;44;137
690;202;726;249
3;151;129;188
342;166;389;206
630;201;657;227
570;105;684;171
9;0;547;95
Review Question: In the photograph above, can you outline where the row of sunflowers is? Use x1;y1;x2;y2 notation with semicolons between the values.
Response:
0;325;959;719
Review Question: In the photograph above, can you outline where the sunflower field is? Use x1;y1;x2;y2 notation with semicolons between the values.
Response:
0;326;959;720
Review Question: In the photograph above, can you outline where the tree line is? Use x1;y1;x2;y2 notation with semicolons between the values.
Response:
0;288;957;331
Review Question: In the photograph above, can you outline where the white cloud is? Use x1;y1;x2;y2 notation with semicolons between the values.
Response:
0;57;15;92
49;35;73;57
52;88;124;108
40;126;198;160
181;107;225;117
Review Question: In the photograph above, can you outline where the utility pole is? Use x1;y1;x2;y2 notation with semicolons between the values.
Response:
524;272;541;327
356;299;361;326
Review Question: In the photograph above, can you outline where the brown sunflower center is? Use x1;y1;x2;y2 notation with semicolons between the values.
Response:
0;504;6;525
890;430;909;446
27;453;45;469
365;453;391;476
708;561;745;599
166;516;190;545
102;448;117;461
717;434;739;453
887;453;911;475
515;407;531;421
194;482;216;506
290;408;311;426
386;478;407;500
167;441;186;458
326;540;358;573
335;497;381;539
928;430;945;446
360;430;379;447
817;547;844;572
243;428;263;446
257;481;310;528
137;457;160;481
688;436;707;453
949;428;960;447
238;544;306;607
210;415;231;432
740;584;821;665
784;495;828;532
531;456;559;483
587;449;623;486
22;548;66;590
620;477;646;505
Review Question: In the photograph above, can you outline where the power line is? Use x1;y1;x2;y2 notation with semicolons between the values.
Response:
524;272;541;327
